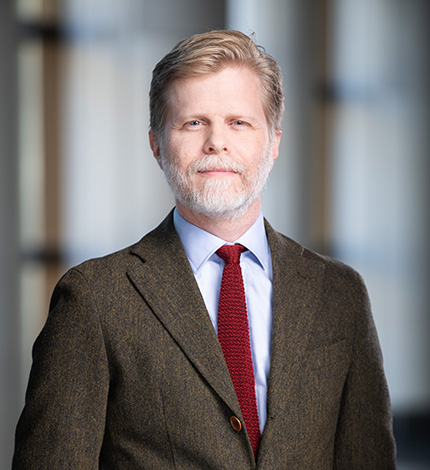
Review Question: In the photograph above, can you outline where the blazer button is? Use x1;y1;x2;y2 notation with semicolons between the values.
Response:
230;416;242;432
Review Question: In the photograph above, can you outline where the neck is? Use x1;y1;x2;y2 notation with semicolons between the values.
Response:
176;198;262;242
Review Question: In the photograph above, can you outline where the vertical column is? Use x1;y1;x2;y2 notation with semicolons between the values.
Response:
0;0;22;467
330;0;430;412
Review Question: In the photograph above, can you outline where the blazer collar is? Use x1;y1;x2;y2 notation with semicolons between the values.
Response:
127;210;242;417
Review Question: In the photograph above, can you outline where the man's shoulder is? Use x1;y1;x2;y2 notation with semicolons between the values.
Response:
62;211;179;283
265;221;365;287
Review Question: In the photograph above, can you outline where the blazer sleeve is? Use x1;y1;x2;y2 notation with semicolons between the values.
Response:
333;270;396;468
13;268;110;469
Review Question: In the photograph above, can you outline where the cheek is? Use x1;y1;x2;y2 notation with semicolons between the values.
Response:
167;136;201;165
244;143;270;168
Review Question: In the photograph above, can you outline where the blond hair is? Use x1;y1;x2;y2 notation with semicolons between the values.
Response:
149;30;284;136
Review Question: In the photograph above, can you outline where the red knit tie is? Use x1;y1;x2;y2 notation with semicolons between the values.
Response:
216;244;260;459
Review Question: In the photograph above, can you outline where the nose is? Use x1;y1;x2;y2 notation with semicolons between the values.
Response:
203;123;229;155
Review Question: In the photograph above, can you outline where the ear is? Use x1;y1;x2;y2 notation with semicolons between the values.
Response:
149;130;163;168
271;129;282;162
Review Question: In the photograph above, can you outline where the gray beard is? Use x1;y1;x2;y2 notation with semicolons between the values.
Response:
160;151;273;221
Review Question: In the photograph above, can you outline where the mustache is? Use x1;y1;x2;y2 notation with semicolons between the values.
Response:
188;155;247;175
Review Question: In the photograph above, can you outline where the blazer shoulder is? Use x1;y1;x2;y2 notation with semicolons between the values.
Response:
57;210;179;288
62;242;138;287
265;220;367;291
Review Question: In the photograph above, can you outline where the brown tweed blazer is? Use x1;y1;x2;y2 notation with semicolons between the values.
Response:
13;211;396;469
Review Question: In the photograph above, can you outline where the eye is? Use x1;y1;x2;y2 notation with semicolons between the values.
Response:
187;120;202;127
232;120;250;128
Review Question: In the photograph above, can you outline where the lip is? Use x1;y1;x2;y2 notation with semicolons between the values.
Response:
198;169;238;176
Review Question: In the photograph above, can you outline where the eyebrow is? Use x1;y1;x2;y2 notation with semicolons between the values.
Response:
174;113;261;123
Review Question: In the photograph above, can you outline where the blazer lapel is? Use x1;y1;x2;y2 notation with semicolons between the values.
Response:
259;222;324;453
126;212;241;417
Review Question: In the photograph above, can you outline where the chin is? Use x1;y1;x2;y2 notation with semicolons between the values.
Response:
166;170;261;220
181;191;257;221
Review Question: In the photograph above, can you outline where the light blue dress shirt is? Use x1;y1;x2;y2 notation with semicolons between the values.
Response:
173;209;273;433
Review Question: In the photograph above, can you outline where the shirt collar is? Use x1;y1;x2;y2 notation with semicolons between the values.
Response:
173;208;270;274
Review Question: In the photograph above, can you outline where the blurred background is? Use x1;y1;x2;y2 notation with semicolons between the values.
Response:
1;0;429;468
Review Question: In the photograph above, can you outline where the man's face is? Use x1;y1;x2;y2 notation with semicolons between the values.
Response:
150;66;281;220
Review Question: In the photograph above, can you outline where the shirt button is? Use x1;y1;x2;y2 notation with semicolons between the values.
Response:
230;416;242;432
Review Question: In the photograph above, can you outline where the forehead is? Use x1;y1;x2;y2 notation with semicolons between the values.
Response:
167;66;266;118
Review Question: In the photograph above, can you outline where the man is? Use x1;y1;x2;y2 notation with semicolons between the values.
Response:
13;30;396;469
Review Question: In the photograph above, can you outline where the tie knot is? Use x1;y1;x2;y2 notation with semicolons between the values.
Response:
216;244;247;265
